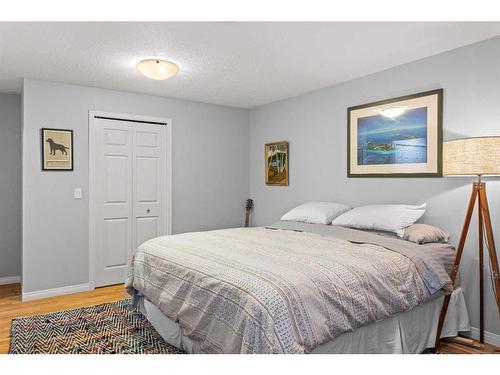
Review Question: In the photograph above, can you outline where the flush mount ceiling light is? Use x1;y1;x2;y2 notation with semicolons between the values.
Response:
380;107;406;118
136;59;179;80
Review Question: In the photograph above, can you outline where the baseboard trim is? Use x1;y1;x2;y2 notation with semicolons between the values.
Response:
0;275;21;285
22;283;92;301
467;327;500;347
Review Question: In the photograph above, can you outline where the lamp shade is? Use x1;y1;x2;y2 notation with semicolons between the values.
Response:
443;136;500;176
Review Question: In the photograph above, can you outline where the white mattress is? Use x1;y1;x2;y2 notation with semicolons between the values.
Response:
138;287;470;354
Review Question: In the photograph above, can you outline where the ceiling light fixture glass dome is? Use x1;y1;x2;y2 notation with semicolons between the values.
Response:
136;59;179;80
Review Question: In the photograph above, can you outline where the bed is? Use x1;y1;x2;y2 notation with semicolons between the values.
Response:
125;221;470;354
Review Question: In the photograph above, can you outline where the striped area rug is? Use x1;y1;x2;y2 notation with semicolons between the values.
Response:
9;299;185;354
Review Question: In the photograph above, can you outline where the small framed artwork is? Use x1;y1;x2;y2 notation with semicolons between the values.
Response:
41;128;73;171
347;89;443;177
265;141;289;186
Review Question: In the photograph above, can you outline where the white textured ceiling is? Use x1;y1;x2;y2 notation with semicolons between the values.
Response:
0;22;499;108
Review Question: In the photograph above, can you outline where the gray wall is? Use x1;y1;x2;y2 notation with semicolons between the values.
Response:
249;36;500;335
22;79;249;293
0;94;21;278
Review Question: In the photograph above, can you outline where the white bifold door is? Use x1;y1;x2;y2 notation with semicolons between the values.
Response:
92;116;168;287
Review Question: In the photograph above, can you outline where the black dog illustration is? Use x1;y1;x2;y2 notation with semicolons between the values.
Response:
46;138;70;155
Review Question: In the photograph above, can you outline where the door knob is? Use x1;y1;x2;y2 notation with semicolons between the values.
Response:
146;208;150;213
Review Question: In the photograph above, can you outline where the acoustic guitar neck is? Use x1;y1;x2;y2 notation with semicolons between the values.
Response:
245;199;254;228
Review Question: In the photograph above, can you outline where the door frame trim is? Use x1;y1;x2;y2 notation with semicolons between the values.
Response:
88;110;172;290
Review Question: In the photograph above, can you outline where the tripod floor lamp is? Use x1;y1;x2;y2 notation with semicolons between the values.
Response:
434;136;500;352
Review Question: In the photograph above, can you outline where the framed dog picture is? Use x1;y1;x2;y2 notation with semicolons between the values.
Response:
41;128;73;171
347;89;443;177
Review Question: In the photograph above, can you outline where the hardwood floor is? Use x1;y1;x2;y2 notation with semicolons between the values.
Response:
0;283;129;354
439;337;500;354
0;282;498;354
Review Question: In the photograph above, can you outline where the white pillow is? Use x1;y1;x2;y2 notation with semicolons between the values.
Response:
331;203;426;236
280;202;351;225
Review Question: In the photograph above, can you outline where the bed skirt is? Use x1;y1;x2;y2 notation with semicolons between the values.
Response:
137;287;470;354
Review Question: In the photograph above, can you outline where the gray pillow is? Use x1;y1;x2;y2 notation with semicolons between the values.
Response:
402;223;450;244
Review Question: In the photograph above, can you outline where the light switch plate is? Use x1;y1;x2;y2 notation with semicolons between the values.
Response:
74;188;83;199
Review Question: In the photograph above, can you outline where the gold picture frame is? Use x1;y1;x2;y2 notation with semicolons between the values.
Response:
265;141;289;186
41;128;74;171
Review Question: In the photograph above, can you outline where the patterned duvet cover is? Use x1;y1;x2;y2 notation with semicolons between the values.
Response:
126;221;453;353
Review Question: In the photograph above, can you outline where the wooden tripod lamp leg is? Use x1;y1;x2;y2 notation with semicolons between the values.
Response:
478;184;484;343
434;183;478;352
478;184;500;315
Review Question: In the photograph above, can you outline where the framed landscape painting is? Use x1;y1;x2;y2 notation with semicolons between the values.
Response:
265;141;288;185
41;128;73;171
347;89;443;177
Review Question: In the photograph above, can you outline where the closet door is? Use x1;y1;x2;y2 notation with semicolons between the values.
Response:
93;117;167;288
94;119;134;287
133;123;167;251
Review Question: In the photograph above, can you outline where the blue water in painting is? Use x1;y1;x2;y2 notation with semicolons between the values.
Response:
357;106;428;165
